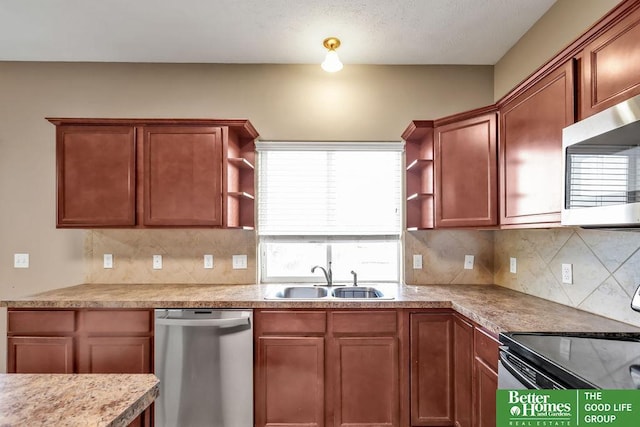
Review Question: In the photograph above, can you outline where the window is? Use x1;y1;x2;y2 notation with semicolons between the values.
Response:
257;142;403;283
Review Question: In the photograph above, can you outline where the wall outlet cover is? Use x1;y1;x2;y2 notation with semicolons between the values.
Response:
561;263;573;284
14;253;29;269
103;253;113;269
509;257;517;274
232;254;248;269
413;254;423;269
153;255;163;270
464;255;474;270
204;254;214;269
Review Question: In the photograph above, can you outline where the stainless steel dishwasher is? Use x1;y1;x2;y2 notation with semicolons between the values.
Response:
154;309;253;427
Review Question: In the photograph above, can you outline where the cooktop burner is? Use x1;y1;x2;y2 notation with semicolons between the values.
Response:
501;332;640;389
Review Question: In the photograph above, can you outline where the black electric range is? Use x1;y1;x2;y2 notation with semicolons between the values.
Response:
499;332;640;389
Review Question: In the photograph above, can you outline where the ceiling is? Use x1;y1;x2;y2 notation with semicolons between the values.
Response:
0;0;556;65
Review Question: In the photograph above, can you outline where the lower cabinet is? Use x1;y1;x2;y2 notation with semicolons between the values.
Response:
473;328;500;427
7;308;153;427
254;309;404;427
409;311;497;427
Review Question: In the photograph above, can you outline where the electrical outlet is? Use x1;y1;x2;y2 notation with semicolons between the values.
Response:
153;255;163;270
103;254;113;269
510;257;517;274
232;254;247;269
561;263;573;284
413;254;423;269
204;254;214;269
14;253;29;268
464;255;474;270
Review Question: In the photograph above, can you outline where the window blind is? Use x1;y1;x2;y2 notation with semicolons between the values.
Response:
257;142;403;236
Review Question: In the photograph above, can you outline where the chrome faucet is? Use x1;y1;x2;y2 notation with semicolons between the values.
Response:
350;270;358;286
311;262;332;286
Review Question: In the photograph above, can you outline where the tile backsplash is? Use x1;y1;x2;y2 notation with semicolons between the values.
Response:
494;228;640;327
85;227;640;327
405;230;494;285
85;229;256;284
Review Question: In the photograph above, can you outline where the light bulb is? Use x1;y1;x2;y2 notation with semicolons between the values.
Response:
321;50;343;72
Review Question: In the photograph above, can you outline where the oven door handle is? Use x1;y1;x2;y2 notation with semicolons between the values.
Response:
499;351;538;389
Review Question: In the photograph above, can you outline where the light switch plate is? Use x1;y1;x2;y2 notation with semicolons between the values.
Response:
103;254;113;269
14;253;29;268
413;254;423;269
204;254;214;269
509;257;517;274
232;254;248;269
464;255;474;270
561;263;573;284
153;255;163;270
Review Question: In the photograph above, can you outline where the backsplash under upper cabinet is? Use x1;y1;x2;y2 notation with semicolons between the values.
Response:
85;229;256;284
494;228;640;327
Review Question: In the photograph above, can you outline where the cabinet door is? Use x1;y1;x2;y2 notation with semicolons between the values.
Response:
581;6;640;119
77;336;151;373
410;313;453;426
453;316;473;427
331;337;400;427
255;337;325;427
56;125;136;227
8;337;74;373
142;126;223;226
473;358;498;427
435;112;497;227
499;61;574;226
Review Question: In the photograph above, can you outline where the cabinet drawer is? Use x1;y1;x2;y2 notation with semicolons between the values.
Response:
331;311;397;334
8;310;76;334
81;310;152;334
474;328;499;372
257;311;326;335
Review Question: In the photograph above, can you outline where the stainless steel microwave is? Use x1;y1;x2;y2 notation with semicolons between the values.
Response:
562;93;640;227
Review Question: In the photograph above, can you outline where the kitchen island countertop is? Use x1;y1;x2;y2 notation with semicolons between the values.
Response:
0;373;159;427
3;283;640;334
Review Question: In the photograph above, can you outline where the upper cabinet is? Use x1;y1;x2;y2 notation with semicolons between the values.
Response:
499;61;574;226
48;118;258;229
434;109;497;228
55;125;136;227
580;4;640;119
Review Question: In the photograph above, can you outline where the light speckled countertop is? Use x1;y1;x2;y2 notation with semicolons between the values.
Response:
3;283;639;334
0;374;159;427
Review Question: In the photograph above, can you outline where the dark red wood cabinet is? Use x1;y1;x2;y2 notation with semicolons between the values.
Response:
472;328;499;427
580;3;640;119
410;312;455;426
434;110;498;228
499;60;574;226
48;118;258;229
7;309;154;427
254;309;404;427
56;126;136;227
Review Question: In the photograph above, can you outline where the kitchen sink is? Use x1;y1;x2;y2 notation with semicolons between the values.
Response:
331;287;384;299
272;286;329;299
265;284;396;300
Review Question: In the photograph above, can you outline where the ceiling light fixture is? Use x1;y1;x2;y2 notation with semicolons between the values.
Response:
321;37;343;72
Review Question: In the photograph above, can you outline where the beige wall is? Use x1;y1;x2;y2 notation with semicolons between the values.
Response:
493;0;620;101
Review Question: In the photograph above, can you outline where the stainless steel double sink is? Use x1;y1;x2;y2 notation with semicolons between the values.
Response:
265;285;395;300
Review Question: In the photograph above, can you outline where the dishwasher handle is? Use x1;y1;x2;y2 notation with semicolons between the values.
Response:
156;314;250;328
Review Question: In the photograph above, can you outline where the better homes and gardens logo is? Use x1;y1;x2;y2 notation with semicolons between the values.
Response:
497;390;640;426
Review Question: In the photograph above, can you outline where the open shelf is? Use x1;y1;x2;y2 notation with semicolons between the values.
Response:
228;191;255;200
228;157;255;169
406;159;433;172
